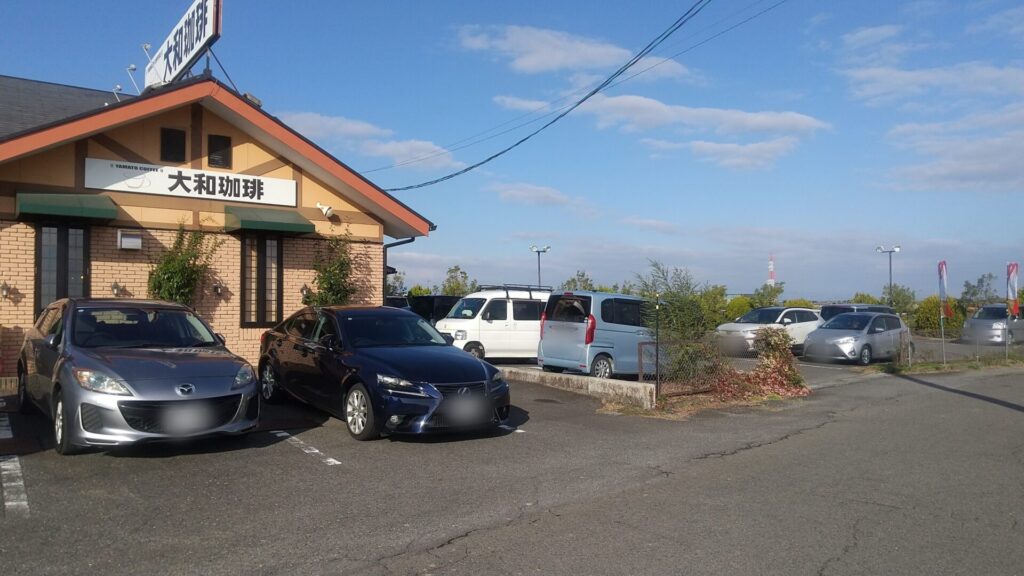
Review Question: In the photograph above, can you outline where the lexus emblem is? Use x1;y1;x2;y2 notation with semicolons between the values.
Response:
176;383;196;396
457;387;470;396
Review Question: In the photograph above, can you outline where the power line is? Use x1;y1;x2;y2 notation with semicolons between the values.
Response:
382;0;715;192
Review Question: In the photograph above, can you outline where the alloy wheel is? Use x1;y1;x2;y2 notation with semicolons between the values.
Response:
346;389;368;435
54;399;64;445
18;372;26;407
593;357;612;379
261;364;277;400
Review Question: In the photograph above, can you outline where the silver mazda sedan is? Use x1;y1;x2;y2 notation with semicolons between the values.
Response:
17;299;259;455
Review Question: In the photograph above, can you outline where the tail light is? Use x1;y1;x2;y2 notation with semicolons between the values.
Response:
540;311;547;339
585;314;596;345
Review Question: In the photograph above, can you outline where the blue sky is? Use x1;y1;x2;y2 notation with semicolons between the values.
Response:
3;0;1023;299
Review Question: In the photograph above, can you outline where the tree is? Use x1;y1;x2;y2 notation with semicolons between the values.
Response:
749;282;785;309
408;284;432;297
634;260;726;338
725;295;753;320
960;273;1000;308
436;265;478;296
783;298;815;309
882;283;916;314
560;270;595;291
148;225;222;306
697;284;730;330
304;235;358;306
385;271;407;296
850;292;881;304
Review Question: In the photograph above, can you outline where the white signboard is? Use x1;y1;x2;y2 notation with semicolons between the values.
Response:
85;158;297;207
144;0;222;90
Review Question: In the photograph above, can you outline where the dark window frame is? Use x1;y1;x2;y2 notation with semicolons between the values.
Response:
512;299;543;321
240;233;284;328
160;128;187;163
33;223;90;317
207;134;232;169
482;298;509;321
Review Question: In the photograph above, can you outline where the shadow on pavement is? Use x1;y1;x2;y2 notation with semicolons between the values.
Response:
896;373;1024;414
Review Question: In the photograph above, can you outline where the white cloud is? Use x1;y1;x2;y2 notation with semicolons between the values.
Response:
459;24;689;79
842;62;1024;105
967;5;1024;40
490;182;570;205
688;137;800;169
639;138;688;151
277;112;392;140
359;140;464;170
839;24;929;67
887;103;1024;192
579;93;830;134
493;95;550;112
622;216;684;235
842;24;903;50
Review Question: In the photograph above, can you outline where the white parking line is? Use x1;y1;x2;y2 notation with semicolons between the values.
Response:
271;430;341;466
0;455;30;518
0;413;12;439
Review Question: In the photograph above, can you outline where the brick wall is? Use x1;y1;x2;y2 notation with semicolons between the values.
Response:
0;220;36;378
0;222;384;376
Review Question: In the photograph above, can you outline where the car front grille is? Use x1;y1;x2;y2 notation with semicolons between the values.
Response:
433;382;487;398
118;395;242;434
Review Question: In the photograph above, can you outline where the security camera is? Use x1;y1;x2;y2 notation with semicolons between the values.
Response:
316;202;334;218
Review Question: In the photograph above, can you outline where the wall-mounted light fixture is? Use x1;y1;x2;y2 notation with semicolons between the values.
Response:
316;202;334;218
0;281;10;300
212;282;224;296
111;282;123;297
300;283;310;298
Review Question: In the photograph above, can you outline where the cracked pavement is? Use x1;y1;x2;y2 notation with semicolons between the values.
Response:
2;369;1023;575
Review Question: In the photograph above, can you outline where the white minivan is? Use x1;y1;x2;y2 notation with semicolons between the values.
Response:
434;285;551;360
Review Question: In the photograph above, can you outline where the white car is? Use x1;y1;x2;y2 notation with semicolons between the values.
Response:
716;306;821;353
434;285;551;360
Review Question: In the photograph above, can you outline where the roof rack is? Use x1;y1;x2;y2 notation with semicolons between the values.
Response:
477;284;553;299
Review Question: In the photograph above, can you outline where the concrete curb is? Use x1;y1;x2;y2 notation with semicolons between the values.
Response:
501;367;656;410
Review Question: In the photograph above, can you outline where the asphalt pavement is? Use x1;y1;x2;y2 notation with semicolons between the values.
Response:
2;368;1023;575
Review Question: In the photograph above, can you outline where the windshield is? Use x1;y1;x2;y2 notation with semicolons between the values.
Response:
973;307;1008;320
73;307;218;348
341;314;449;348
821;314;870;331
446;298;486;319
737;308;783;324
820;306;855;321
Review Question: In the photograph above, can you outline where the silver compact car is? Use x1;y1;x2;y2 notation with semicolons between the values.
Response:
961;304;1022;345
803;312;911;365
17;299;259;455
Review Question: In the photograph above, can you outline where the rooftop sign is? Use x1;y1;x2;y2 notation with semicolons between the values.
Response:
144;0;222;90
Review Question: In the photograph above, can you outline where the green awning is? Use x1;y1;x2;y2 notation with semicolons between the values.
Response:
224;206;315;234
16;192;118;220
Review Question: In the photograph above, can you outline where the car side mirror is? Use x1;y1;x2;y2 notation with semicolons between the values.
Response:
319;333;337;349
44;334;58;349
782;318;793;325
442;333;455;345
482;311;491;321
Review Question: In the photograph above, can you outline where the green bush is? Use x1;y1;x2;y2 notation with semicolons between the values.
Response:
725;295;752;321
148;225;221;306
783;298;815;309
304;234;358;306
913;295;965;334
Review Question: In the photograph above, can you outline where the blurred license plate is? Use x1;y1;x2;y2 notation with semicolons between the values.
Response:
447;397;484;423
163;403;214;434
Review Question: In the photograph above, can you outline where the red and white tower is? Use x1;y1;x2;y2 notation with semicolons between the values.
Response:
767;254;776;287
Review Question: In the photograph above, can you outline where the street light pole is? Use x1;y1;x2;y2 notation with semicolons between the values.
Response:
876;245;901;306
529;245;551;286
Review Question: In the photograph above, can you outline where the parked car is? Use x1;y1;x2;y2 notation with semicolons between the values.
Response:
716;306;821;354
434;285;550;360
803;312;911;365
259;306;511;440
537;291;652;378
961;303;1022;345
407;295;461;325
819;303;895;322
17;299;259;455
384;296;409;309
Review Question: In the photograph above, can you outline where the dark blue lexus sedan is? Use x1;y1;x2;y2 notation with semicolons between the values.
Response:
258;306;511;440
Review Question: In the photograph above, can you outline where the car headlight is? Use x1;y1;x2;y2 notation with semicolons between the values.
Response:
378;374;428;397
73;368;132;396
232;364;256;390
454;330;467;340
490;370;508;389
992;322;1007;330
835;336;856;346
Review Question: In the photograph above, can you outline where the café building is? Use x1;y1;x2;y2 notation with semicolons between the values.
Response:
0;73;434;376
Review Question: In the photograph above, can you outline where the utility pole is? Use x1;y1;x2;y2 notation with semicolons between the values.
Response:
529;245;551;285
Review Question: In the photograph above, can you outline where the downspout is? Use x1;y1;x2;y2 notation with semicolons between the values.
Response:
383;237;416;300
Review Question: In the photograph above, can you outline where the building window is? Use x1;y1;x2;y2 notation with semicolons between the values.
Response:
208;134;232;169
160;128;186;163
241;234;283;327
35;224;89;316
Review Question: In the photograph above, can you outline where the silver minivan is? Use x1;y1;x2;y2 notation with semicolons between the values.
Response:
961;304;1022;345
537;291;651;378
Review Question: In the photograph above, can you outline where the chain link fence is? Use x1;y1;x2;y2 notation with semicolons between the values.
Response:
638;335;730;397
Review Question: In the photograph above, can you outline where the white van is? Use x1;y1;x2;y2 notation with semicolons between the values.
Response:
434;285;551;360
